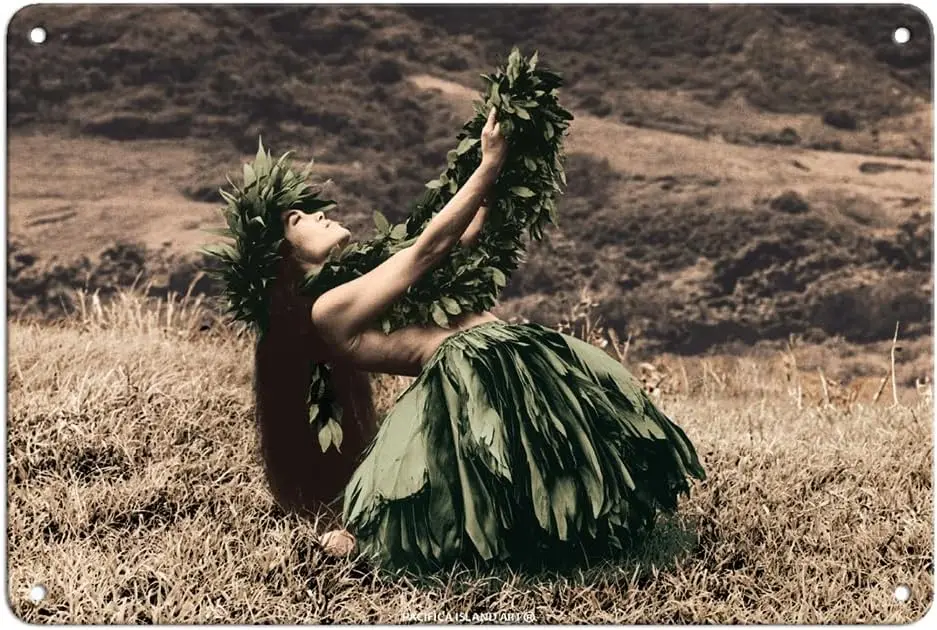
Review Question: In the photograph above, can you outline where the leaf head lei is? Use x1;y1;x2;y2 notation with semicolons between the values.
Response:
201;138;337;336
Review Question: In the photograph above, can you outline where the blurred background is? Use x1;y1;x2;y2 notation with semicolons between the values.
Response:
6;3;933;373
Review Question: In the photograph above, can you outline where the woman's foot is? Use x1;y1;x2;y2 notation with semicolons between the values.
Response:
319;529;356;557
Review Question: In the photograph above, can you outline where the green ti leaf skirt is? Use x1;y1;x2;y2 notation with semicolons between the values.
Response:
343;321;706;571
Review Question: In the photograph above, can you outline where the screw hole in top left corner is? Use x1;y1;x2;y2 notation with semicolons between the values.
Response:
29;26;47;45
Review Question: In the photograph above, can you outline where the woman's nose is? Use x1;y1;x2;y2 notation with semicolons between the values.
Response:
314;212;324;221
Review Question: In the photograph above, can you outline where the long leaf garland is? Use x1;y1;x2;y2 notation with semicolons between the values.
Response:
304;48;574;452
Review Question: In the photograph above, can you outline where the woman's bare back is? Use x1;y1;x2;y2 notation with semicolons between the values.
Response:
334;311;502;376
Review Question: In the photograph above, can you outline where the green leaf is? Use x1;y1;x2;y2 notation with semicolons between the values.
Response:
510;186;536;198
243;163;256;187
524;157;538;172
329;418;344;452
490;82;501;106
299;158;316;180
255;136;266;163
501;93;514;114
390;224;408;240
507;48;521;84
491;268;507;287
456;137;479;155
431;304;449;328
224;173;241;194
274;149;293;171
318;422;333;452
373;211;390;233
515;106;530;120
440;296;461;315
556;107;574;121
219;188;238;206
426;179;444;190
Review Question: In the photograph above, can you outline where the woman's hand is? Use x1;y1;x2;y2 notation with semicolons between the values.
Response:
480;107;507;172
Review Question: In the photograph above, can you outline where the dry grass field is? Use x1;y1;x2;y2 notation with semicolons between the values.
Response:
6;292;932;624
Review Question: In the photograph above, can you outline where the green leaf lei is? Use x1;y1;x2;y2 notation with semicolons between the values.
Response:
207;48;573;454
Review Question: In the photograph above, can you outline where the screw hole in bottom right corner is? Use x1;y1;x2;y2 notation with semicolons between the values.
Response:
894;584;911;603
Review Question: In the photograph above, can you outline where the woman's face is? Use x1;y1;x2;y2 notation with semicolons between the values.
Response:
282;210;351;265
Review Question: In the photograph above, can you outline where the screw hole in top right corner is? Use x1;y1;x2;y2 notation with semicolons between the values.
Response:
893;27;911;45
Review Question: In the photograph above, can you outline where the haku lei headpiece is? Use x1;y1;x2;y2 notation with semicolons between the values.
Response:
201;140;336;335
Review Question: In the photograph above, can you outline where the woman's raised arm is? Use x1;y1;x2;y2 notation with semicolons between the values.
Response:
312;110;507;346
458;199;489;248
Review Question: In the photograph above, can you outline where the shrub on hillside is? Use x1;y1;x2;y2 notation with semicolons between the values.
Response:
769;190;810;214
874;212;933;271
807;270;931;341
822;109;859;131
7;241;225;320
756;127;801;146
367;58;404;83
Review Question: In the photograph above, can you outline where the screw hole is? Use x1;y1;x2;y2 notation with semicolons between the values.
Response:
28;584;47;603
893;27;911;45
894;584;911;602
29;27;46;45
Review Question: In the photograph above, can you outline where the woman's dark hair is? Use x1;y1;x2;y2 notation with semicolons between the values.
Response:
253;242;378;520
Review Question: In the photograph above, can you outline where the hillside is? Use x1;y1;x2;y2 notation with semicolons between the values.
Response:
8;5;931;159
6;4;933;355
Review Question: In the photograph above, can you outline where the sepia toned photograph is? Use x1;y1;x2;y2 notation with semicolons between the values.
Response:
5;2;934;624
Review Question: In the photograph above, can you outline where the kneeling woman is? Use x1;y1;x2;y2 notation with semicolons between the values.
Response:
225;109;705;571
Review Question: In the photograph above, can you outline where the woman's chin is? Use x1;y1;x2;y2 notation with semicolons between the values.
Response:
326;234;352;258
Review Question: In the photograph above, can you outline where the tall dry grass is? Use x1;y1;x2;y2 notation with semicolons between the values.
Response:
6;289;933;623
